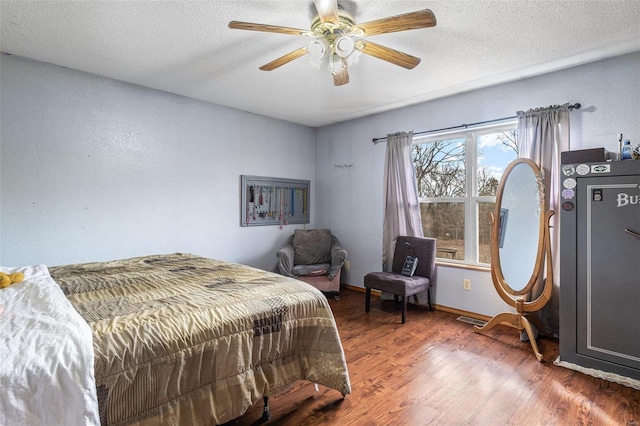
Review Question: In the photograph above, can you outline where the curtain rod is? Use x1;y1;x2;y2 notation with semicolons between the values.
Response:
371;102;581;144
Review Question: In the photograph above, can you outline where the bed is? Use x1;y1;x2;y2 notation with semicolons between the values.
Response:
0;264;100;426
48;253;351;425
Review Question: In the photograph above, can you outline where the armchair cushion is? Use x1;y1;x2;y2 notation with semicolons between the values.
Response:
293;229;332;265
292;263;330;277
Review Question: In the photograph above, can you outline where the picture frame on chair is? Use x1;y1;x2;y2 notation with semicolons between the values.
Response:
401;255;418;276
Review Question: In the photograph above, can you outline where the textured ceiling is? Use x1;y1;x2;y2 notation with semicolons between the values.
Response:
2;1;640;127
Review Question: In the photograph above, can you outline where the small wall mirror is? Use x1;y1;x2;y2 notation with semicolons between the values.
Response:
475;158;554;361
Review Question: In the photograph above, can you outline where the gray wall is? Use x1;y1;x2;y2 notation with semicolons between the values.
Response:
0;54;316;270
314;51;640;317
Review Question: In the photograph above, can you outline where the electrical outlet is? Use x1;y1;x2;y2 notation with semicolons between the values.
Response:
463;279;471;291
344;261;350;270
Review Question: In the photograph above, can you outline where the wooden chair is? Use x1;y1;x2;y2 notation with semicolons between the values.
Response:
364;236;436;323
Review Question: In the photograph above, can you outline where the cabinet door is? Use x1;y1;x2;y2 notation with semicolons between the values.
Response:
576;175;640;370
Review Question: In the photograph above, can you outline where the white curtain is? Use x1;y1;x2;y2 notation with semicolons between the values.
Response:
383;131;423;272
517;104;570;334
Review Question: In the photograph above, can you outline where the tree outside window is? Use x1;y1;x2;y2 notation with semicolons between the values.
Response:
413;127;517;264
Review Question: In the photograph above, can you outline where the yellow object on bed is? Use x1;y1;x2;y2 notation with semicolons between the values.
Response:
50;253;351;425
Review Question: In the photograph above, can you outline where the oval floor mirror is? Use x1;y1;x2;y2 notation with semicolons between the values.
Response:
474;158;555;361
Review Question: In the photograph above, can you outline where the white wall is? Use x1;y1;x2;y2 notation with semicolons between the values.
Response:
314;51;640;317
0;54;316;270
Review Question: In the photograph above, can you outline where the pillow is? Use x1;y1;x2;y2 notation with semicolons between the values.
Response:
0;272;24;288
293;229;332;265
0;264;50;279
0;265;48;288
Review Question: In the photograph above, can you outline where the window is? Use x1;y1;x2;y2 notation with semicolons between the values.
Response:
413;122;517;265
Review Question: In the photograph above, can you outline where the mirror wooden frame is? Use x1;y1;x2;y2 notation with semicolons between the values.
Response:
474;158;555;362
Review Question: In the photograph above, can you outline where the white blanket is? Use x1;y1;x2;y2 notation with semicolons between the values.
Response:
0;265;100;426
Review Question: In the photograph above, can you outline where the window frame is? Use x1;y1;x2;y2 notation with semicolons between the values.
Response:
413;120;517;266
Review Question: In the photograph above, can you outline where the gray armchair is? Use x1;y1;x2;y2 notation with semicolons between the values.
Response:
277;229;347;298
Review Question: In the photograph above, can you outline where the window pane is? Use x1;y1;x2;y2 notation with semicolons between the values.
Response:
478;201;495;264
413;126;516;265
413;138;466;197
477;131;518;196
420;202;465;261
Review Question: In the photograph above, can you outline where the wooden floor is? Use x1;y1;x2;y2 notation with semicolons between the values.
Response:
232;289;640;425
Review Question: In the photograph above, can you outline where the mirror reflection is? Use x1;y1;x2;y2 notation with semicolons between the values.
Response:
499;161;542;292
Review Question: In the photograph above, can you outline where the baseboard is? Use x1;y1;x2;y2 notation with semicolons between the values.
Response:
342;283;378;295
340;283;511;327
433;305;493;323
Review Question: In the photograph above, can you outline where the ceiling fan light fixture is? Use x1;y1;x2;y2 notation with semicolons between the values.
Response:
334;36;355;58
328;53;345;75
308;38;329;68
346;49;361;67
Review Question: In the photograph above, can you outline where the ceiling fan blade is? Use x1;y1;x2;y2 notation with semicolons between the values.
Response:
229;21;310;36
332;59;350;86
313;0;340;25
354;9;436;36
358;41;421;69
259;46;309;71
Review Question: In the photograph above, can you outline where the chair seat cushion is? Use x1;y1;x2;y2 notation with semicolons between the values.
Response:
293;263;330;277
364;272;430;297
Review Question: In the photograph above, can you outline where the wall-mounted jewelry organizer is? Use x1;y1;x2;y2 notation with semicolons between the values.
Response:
241;175;310;227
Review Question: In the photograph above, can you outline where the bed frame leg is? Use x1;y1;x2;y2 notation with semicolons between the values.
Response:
261;396;271;422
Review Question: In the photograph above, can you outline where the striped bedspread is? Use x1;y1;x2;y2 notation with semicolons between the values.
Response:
50;253;351;425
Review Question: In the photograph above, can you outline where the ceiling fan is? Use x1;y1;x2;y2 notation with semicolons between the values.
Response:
228;0;436;86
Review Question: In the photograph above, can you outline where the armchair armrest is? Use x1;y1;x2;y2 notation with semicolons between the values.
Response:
276;243;296;278
328;236;347;281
